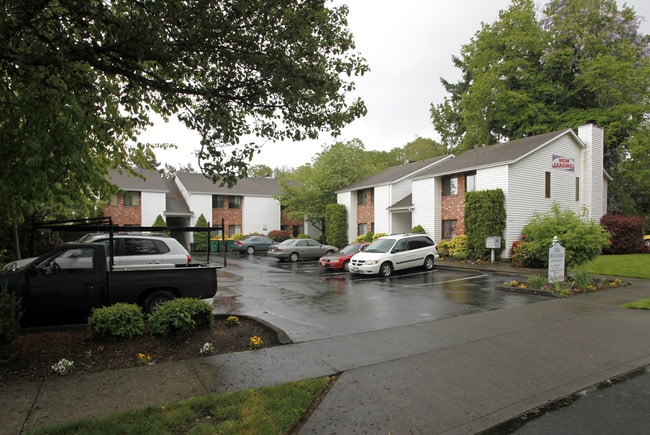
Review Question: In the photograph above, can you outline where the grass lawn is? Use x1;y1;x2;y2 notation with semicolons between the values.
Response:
32;377;334;435
573;254;650;280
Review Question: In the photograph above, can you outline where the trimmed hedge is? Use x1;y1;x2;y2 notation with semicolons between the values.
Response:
148;298;214;335
88;303;145;340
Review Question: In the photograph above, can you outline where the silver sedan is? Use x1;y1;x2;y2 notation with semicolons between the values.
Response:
267;238;338;262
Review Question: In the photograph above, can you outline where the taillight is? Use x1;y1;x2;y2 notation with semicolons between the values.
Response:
237;241;243;246
187;254;192;264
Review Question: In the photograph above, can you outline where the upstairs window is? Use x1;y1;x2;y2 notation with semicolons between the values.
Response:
212;195;224;208
228;196;241;209
123;191;140;206
466;172;476;192
357;189;371;206
442;176;458;196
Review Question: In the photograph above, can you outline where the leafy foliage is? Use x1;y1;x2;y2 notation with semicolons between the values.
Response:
511;241;546;268
148;298;214;336
464;189;506;260
193;214;209;251
521;203;611;268
410;225;426;234
268;230;291;242
277;140;377;235
0;285;23;345
600;214;645;254
430;0;650;215
437;235;468;260
87;303;145;340
152;215;170;236
1;1;368;252
325;204;348;248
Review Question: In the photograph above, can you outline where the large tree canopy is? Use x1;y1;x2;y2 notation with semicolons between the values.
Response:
1;0;368;228
276;139;376;237
430;0;649;171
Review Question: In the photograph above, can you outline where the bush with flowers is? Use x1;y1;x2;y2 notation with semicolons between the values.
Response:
268;230;291;242
501;272;627;297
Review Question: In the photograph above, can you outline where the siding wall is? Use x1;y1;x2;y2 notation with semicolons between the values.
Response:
337;191;355;242
141;192;166;227
373;185;390;233
242;196;281;234
506;135;583;257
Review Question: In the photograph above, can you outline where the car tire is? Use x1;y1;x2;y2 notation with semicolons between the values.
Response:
246;246;255;255
144;290;175;314
289;252;300;262
326;249;335;255
343;260;350;272
379;262;393;277
423;255;435;271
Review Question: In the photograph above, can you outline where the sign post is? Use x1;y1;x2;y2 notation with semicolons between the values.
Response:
485;236;501;263
548;236;565;283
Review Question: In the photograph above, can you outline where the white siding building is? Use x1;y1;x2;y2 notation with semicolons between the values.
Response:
409;124;609;258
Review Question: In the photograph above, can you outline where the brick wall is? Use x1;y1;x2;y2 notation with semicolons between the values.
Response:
441;174;466;235
212;207;243;236
103;196;141;226
356;189;374;234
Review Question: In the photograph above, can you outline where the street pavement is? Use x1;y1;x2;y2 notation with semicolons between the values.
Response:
2;261;650;434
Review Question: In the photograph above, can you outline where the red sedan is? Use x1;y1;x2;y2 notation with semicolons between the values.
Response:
318;242;370;271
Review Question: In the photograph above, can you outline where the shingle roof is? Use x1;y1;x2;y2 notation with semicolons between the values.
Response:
339;155;451;192
163;179;191;216
107;168;168;192
175;172;282;196
414;129;576;179
387;194;413;210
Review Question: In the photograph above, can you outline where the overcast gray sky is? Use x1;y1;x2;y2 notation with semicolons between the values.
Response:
141;0;650;171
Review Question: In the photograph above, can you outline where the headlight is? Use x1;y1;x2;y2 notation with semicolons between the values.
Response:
366;260;379;265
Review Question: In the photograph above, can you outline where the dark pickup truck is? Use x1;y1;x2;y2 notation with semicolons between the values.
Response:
0;243;217;323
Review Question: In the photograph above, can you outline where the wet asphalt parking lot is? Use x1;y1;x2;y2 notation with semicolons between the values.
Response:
212;254;546;342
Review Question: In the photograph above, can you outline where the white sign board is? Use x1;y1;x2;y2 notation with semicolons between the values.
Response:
548;242;566;283
485;236;501;249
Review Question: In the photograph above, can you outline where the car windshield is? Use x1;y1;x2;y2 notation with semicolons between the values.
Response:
340;244;361;254
277;239;295;246
364;239;395;253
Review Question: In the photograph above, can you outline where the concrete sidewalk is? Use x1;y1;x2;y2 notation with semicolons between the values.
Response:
2;274;650;433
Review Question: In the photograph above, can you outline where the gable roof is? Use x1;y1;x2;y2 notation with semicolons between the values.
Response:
339;155;451;192
107;168;168;192
414;129;578;179
175;172;282;196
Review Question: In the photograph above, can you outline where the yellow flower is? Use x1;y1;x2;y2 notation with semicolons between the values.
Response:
249;336;263;349
226;316;240;326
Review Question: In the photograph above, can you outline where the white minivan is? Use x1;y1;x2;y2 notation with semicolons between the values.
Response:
349;233;438;277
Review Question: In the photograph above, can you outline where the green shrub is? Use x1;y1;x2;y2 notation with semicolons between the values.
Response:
325;203;348;248
525;274;548;290
230;233;245;241
410;225;426;234
372;232;387;240
193;214;209;251
148;298;214;336
521;203;610;269
152;215;170;236
88;303;145;340
443;235;468;259
0;284;23;345
510;241;545;268
464;189;506;260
